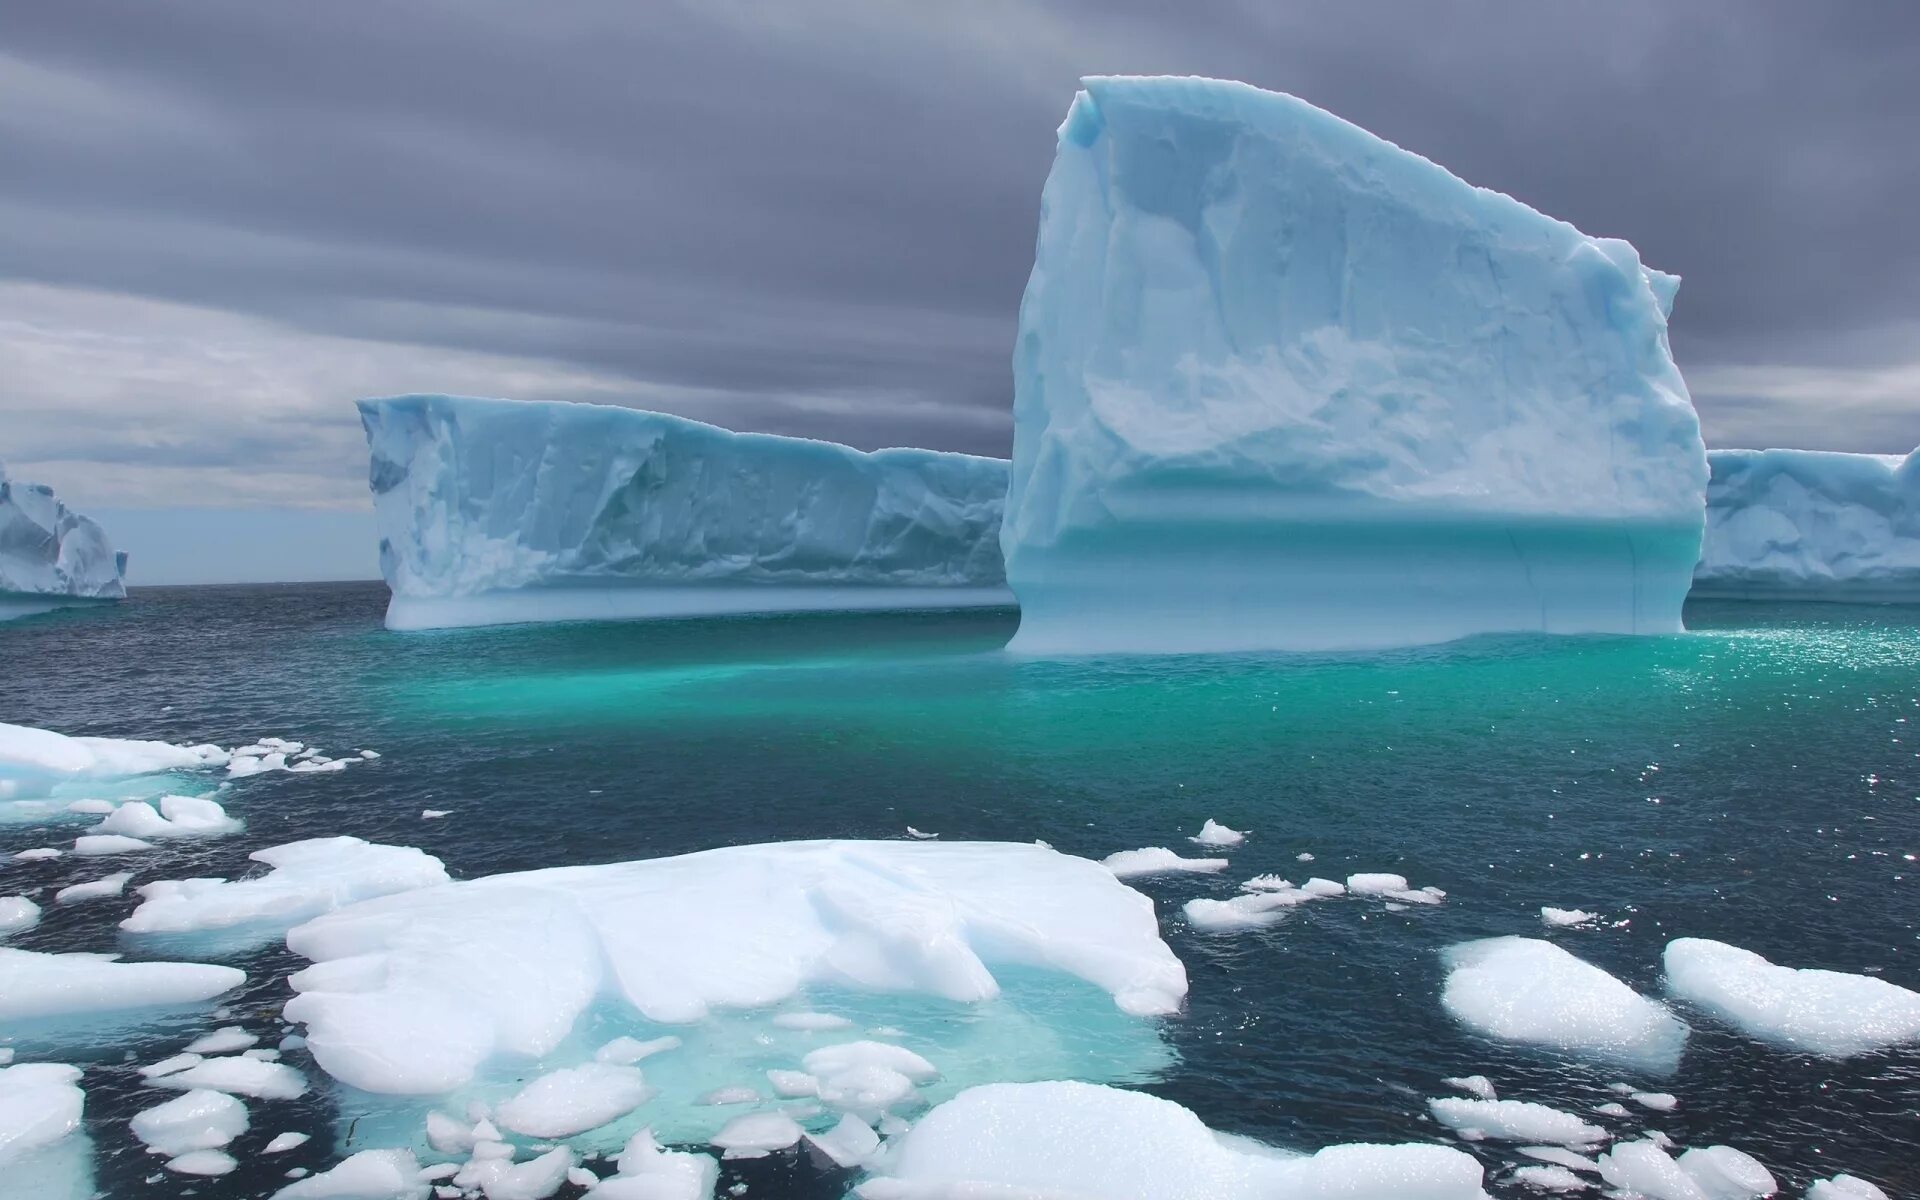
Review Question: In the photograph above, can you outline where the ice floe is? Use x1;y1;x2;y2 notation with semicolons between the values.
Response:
1676;1146;1777;1200
271;1148;425;1199
0;894;40;936
495;1064;655;1138
94;794;242;839
591;1129;717;1199
1663;937;1920;1057
149;1054;308;1100
710;1111;805;1159
1806;1174;1890;1200
1442;937;1688;1072
72;833;154;856
1542;908;1600;928
1427;1098;1608;1147
0;721;227;802
1442;1075;1496;1101
0;1062;86;1161
54;871;133;904
130;1088;248;1157
1101;846;1230;878
0;948;242;1021
1189;819;1245;848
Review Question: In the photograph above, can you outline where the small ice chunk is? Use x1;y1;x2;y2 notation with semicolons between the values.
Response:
271;1148;422;1199
495;1064;654;1138
1442;937;1688;1072
770;1012;853;1032
1663;938;1920;1057
264;1131;311;1154
1516;1165;1591;1191
13;847;61;861
1593;1102;1632;1118
767;1069;819;1098
65;799;115;814
167;1149;238;1176
709;1112;803;1159
1676;1146;1776;1200
594;1035;681;1065
1598;1139;1711;1200
806;1113;880;1168
421;810;449;820
905;827;937;839
801;1041;938;1084
96;795;243;840
484;1146;573;1200
1519;1146;1599;1172
1632;1091;1679;1112
72;834;154;856
0;895;42;936
1346;873;1410;895
1806;1175;1890;1200
1189;820;1245;848
151;1055;307;1100
1299;877;1347;897
1102;847;1230;878
55;871;134;904
131;1088;248;1156
697;1086;759;1106
1183;890;1313;931
606;1129;719;1199
186;1027;258;1055
1427;1098;1608;1147
1296;852;1315;862
425;1110;475;1155
359;750;381;759
0;1062;85;1162
140;1053;203;1079
1240;875;1294;892
0;948;242;1020
567;1165;598;1189
1442;1075;1496;1101
1543;907;1600;928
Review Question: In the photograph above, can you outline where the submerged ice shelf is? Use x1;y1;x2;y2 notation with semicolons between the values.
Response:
0;460;126;622
359;394;1012;630
1000;75;1707;654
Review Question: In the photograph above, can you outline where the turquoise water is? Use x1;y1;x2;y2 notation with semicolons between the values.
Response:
1;584;1916;1197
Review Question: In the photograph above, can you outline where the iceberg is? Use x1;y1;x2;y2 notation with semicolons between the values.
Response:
358;394;1012;630
1002;76;1708;654
0;461;127;621
1693;447;1920;600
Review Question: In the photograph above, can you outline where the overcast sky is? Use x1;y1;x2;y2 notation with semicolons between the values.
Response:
2;2;1917;580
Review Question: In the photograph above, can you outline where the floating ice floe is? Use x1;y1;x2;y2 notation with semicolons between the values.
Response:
186;1027;257;1055
0;721;227;802
1441;1075;1496;1101
1101;846;1230;878
1675;1146;1777;1200
264;1131;310;1154
0;1062;86;1161
1189;820;1245;848
94;795;242;840
1806;1174;1891;1200
122;837;450;947
227;738;368;780
13;846;60;860
72;834;155;856
1427;1098;1608;1148
495;1064;655;1139
710;1111;805;1159
595;1129;718;1198
1347;873;1446;905
1632;1091;1679;1112
1183;888;1317;931
1442;937;1688;1072
281;840;1186;1098
0;948;243;1022
0;895;43;936
149;1055;308;1100
1516;1164;1591;1191
1597;1139;1770;1200
1542;908;1601;928
1662;938;1920;1057
271;1148;425;1199
55;871;133;904
130;1088;248;1157
858;1080;1488;1200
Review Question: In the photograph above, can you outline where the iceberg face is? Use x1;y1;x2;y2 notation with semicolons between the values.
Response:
1693;447;1920;600
1003;76;1708;654
359;395;1012;630
0;461;126;620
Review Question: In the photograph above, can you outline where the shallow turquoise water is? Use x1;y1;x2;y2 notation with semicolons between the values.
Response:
1;584;1916;1197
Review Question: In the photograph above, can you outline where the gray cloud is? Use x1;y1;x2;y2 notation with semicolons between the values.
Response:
1;0;1916;512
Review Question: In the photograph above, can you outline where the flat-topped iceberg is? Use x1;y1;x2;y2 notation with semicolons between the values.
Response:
1694;447;1920;600
1003;76;1707;654
359;394;1011;630
0;461;126;621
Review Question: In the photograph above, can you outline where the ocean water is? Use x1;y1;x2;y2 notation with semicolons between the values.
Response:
1;582;1916;1197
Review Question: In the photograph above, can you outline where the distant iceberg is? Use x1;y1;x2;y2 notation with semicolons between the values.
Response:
358;395;1011;630
1002;76;1708;654
0;461;126;622
1694;446;1920;601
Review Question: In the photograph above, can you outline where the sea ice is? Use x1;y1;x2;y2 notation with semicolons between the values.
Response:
358;394;1012;631
1001;75;1706;655
0;894;43;936
186;1027;258;1055
1633;1091;1679;1112
55;871;134;903
131;1088;248;1156
281;840;1186;1095
1694;447;1920;601
122;837;450;945
1443;937;1688;1071
272;1148;427;1199
1806;1175;1890;1200
149;1055;308;1100
709;1111;804;1159
0;948;242;1021
95;795;242;839
1427;1098;1608;1148
1189;819;1245;847
0;721;226;802
1101;846;1231;878
1183;889;1316;931
0;461;126;619
1663;937;1920;1056
1598;1140;1713;1200
592;1129;717;1199
0;1062;85;1161
266;1132;312;1154
1675;1146;1777;1200
859;1080;1487;1199
1516;1166;1591;1191
1442;1075;1496;1101
806;1114;881;1168
72;833;157;856
1543;908;1601;928
494;1064;655;1138
595;1035;682;1065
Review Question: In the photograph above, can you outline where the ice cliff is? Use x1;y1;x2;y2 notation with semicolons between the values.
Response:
0;461;126;621
358;395;1011;630
1002;76;1709;653
1694;447;1920;600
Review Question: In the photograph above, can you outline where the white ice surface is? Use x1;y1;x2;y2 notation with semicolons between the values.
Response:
1189;820;1245;848
1663;937;1920;1057
1001;75;1706;655
0;721;226;802
130;1088;249;1156
1542;908;1600;928
95;795;242;839
150;1055;308;1100
0;948;242;1022
1102;847;1230;878
1443;937;1688;1071
272;1148;428;1199
0;894;43;935
494;1064;655;1138
1806;1175;1890;1200
359;394;1011;631
1427;1098;1608;1148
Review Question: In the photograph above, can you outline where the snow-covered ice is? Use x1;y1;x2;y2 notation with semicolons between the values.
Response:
265;1132;312;1154
1427;1098;1608;1148
1001;75;1707;655
281;840;1186;1095
1694;447;1920;601
71;833;155;856
0;460;126;619
359;394;1012;631
130;1088;248;1157
1183;888;1317;931
594;1129;717;1199
1101;846;1230;878
0;1062;86;1161
858;1080;1488;1200
1442;1075;1496;1101
1597;1140;1719;1200
1663;937;1920;1056
0;948;243;1022
1442;937;1688;1071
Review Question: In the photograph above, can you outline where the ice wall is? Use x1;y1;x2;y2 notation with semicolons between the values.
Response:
1693;447;1920;601
0;461;127;621
1003;76;1708;654
358;395;1011;630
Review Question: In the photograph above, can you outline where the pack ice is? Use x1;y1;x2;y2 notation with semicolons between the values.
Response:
358;394;1011;630
1694;447;1920;600
1002;76;1707;654
0;461;127;621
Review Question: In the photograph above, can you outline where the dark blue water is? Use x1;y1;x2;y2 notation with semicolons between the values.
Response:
2;583;1916;1197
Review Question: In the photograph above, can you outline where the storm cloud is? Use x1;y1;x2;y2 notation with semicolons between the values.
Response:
2;0;1916;509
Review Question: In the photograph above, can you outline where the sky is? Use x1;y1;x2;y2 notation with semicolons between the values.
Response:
2;2;1917;584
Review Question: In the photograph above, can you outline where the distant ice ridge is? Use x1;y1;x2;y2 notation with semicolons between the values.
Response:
358;394;1012;630
0;460;127;621
1693;447;1920;601
1002;76;1707;654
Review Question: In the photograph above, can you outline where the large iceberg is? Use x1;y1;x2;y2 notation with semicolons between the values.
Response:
1002;76;1708;654
1693;447;1920;600
0;460;126;621
359;395;1011;630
